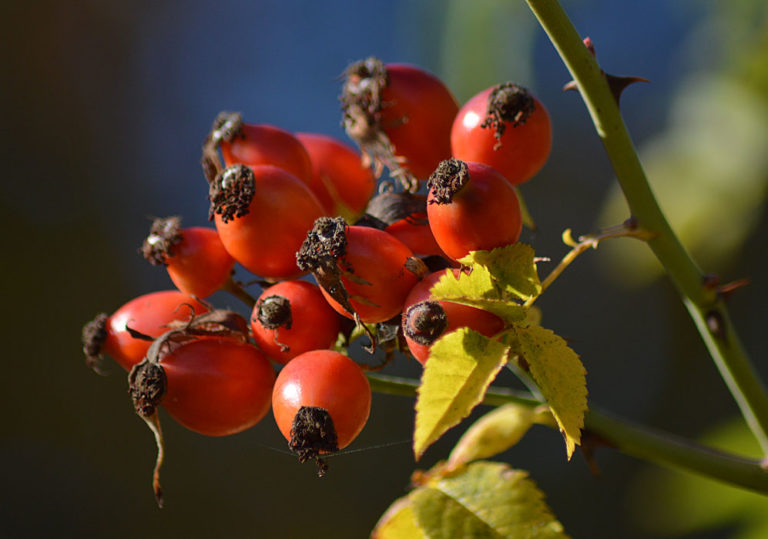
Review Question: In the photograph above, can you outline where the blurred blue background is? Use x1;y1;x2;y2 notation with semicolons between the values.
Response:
3;0;767;537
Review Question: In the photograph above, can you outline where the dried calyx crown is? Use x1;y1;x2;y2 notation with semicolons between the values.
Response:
296;216;348;271
289;406;339;477
256;295;293;330
340;57;418;192
140;216;183;266
208;164;256;222
82;313;109;374
201;111;244;183
480;82;536;145
403;300;448;346
427;158;470;205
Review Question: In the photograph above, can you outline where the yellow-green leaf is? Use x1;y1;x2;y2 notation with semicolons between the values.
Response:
410;461;568;539
510;326;587;459
521;305;542;327
414;328;509;459
371;495;426;539
429;268;527;324
431;264;499;299
458;243;541;302
447;403;550;469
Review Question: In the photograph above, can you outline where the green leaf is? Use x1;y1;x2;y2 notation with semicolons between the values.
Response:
414;328;510;459
447;403;550;469
371;495;426;539
458;244;541;302
521;305;542;327
410;461;569;539
429;267;527;325
508;326;587;459
430;264;499;299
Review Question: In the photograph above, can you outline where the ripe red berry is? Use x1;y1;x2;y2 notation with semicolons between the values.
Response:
385;213;447;259
401;270;505;364
141;216;235;298
82;290;208;372
427;159;522;261
158;337;275;436
294;132;376;220
341;57;458;189
297;217;424;323
451;82;552;185
251;280;341;365
218;117;313;186
272;350;371;473
210;164;326;280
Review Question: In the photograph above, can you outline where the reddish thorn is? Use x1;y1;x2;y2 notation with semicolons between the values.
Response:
702;274;720;290
607;74;649;104
583;37;596;56
562;80;579;93
717;278;751;300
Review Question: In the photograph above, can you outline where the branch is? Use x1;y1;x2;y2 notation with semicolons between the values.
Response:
526;222;653;306
523;0;768;455
367;373;768;494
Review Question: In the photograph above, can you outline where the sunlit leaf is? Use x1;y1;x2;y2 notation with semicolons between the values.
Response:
414;328;509;459
521;305;542;327
430;262;499;299
447;403;550;469
429;268;527;324
507;326;587;459
459;244;541;302
371;495;426;539
410;461;569;538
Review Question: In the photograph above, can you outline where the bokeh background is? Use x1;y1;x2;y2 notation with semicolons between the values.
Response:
3;0;767;537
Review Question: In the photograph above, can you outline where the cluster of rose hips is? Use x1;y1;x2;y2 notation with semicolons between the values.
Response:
81;56;551;505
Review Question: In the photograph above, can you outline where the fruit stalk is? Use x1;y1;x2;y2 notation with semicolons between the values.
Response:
524;0;768;456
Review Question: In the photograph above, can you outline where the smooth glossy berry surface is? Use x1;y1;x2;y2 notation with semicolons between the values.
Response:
451;83;552;185
295;132;376;219
98;291;208;371
272;350;370;450
166;227;233;298
251;280;341;365
297;218;422;323
427;159;522;261
142;217;235;298
161;337;275;436
385;212;447;259
220;122;313;186
212;165;326;279
341;58;458;185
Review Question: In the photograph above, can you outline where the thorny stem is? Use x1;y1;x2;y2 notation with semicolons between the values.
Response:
366;373;768;494
526;223;654;307
524;0;768;456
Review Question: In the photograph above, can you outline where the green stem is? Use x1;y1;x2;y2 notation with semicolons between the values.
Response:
367;373;768;494
524;0;768;455
220;276;257;309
